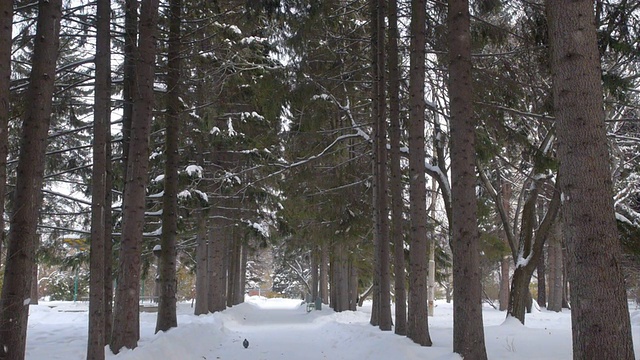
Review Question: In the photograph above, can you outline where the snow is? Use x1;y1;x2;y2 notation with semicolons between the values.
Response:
184;164;203;178
24;297;640;359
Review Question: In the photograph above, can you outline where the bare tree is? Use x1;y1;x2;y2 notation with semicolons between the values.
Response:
547;1;635;358
0;1;62;358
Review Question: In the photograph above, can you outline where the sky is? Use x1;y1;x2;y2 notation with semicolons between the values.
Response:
25;296;640;359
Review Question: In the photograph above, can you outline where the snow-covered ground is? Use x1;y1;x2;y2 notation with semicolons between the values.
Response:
25;296;640;359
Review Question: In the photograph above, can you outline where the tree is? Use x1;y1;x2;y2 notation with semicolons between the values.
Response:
448;0;487;358
387;0;406;336
546;1;635;358
0;0;11;269
155;0;182;333
111;0;160;352
406;0;432;346
0;0;62;358
87;0;111;358
371;0;392;331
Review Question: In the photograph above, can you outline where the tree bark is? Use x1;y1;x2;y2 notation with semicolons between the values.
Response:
499;256;510;311
448;0;486;357
547;1;635;358
310;248;318;301
547;222;563;312
194;214;208;315
156;0;182;333
111;0;160;352
320;242;329;304
537;248;546;308
387;0;406;336
406;0;432;346
0;0;11;270
207;222;227;312
87;0;111;357
370;0;392;331
348;261;358;311
0;1;62;358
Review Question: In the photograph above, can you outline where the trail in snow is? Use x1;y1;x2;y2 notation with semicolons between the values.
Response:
26;297;640;359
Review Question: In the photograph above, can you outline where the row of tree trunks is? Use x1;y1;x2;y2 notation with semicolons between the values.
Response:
0;1;62;358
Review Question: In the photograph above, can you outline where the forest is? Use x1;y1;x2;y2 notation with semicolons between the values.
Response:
0;0;639;359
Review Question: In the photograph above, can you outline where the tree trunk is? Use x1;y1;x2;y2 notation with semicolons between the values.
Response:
537;248;546;308
406;0;432;347
226;236;236;307
111;0;160;352
0;0;11;270
348;260;358;311
194;214;208;315
310;249;319;301
448;0;486;357
30;261;38;305
120;0;138;176
370;0;392;331
156;0;182;333
238;243;247;304
320;242;329;304
87;1;111;357
0;1;61;358
104;137;113;345
208;223;227;312
547;222;563;312
387;0;406;336
499;256;510;311
547;1;635;358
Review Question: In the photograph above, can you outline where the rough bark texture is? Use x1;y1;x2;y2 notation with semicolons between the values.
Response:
0;1;61;358
208;225;227;312
194;215;208;315
311;249;319;301
87;0;111;357
447;0;487;357
0;0;11;269
320;242;329;304
547;1;635;358
370;0;392;331
120;0;138;175
406;0;432;346
104;141;113;344
387;0;406;336
156;0;182;333
547;222;563;312
499;256;510;311
111;0;160;352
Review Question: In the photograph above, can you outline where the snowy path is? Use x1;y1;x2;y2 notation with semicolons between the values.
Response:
116;298;456;360
26;297;640;359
